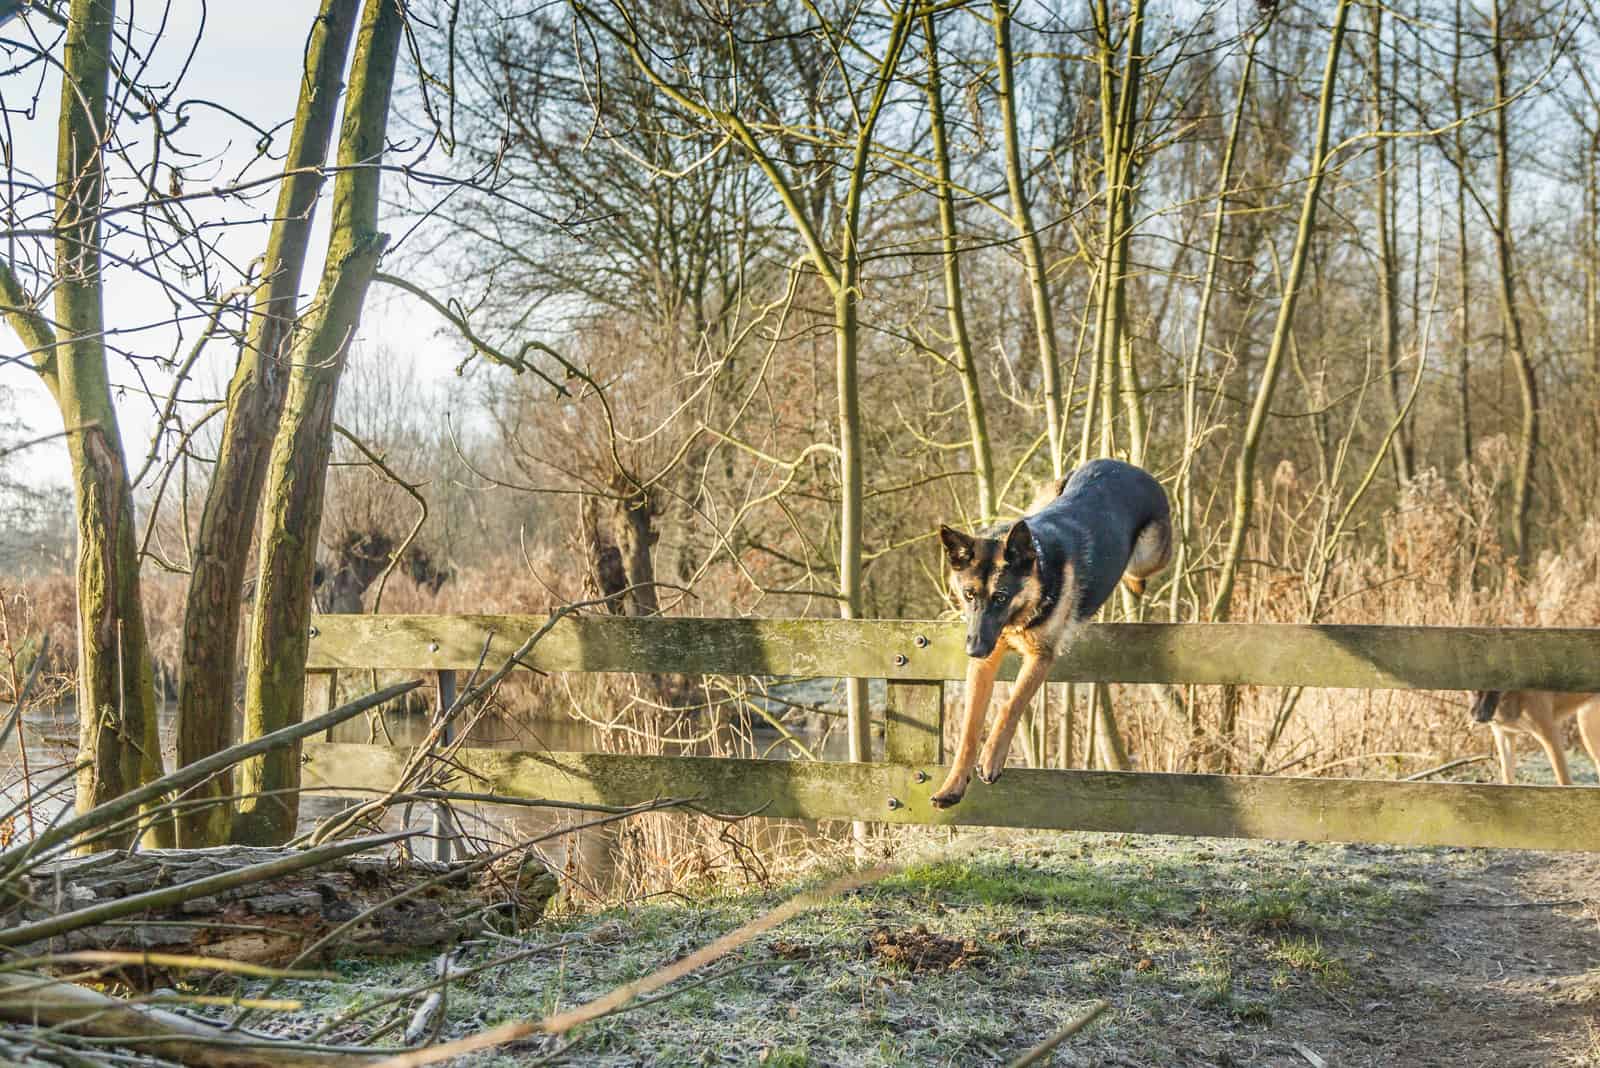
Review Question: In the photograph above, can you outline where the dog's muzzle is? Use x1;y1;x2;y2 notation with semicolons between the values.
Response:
965;612;1001;659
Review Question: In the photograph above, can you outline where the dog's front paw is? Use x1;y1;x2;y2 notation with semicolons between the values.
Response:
976;746;1007;785
929;777;968;809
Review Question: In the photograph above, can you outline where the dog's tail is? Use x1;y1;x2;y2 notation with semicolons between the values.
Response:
1024;473;1071;515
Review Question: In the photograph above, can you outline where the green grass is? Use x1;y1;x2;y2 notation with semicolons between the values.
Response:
1271;936;1354;988
235;831;1449;1067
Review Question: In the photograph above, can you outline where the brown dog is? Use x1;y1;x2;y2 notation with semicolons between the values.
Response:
1470;690;1600;785
931;460;1171;808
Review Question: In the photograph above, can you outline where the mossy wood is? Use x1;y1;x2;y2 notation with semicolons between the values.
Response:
174;0;363;849
304;742;1600;852
235;0;404;847
304;616;1600;691
886;681;944;765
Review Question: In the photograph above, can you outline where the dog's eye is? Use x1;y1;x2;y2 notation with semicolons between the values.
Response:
992;592;1010;605
963;590;976;603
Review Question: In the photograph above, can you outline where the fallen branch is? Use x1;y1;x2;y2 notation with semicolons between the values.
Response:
1402;754;1492;781
0;835;555;972
366;864;897;1068
0;831;414;951
0;971;379;1068
1003;1000;1111;1068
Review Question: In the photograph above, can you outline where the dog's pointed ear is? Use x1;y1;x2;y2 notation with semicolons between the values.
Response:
1004;519;1036;568
938;525;975;568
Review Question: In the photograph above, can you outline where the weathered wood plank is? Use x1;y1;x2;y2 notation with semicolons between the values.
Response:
885;681;944;766
304;615;1600;691
432;669;458;863
303;742;1600;852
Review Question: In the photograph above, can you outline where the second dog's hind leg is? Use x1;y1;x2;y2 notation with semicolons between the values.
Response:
1575;699;1600;783
1529;717;1574;786
1121;516;1173;597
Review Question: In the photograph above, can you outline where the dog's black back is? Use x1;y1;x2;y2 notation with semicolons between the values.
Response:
1029;458;1170;619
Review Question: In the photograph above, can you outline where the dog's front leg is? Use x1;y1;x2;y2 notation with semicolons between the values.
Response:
930;648;1003;809
976;651;1054;785
1491;725;1516;785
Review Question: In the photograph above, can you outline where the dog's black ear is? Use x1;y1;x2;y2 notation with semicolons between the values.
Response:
1003;519;1036;568
1471;691;1501;723
938;525;975;568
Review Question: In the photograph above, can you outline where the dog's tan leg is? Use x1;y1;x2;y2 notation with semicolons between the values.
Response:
976;651;1055;785
1528;714;1573;786
1492;725;1516;785
931;648;1003;808
1575;700;1600;784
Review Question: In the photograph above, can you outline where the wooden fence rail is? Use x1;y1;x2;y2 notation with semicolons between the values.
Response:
301;616;1600;852
305;615;1600;691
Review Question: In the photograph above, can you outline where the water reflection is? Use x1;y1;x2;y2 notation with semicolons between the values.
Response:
2;678;883;895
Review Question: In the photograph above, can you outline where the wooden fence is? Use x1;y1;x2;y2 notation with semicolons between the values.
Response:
300;616;1600;852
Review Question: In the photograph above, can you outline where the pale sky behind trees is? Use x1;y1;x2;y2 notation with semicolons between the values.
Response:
0;2;459;490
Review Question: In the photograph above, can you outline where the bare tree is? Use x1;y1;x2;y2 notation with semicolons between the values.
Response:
235;0;406;846
2;0;167;844
174;0;361;848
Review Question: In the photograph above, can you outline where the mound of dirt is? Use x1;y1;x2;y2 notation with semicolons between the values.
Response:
864;923;986;972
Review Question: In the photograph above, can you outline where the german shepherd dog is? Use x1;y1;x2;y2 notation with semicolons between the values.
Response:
1470;690;1600;785
931;459;1172;809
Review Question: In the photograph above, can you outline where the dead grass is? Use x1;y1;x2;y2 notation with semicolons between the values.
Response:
11;453;1600;904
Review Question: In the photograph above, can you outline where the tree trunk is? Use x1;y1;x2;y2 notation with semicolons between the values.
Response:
835;283;871;764
1451;0;1474;471
834;8;912;771
924;10;995;520
614;488;659;615
1171;16;1265;622
1092;684;1130;771
1369;0;1413;486
995;0;1065;478
49;0;168;848
1095;0;1147;465
175;0;362;848
1489;0;1538;567
1210;0;1352;622
235;0;403;846
1584;130;1599;471
583;494;628;613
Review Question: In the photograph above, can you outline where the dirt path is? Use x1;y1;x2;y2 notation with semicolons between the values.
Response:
1371;850;1600;1067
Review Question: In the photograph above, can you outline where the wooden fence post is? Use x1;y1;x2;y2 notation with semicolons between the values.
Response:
315;671;338;741
431;669;459;862
885;681;944;767
1060;683;1075;768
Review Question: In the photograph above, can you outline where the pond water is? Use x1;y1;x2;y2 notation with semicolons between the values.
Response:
0;678;892;892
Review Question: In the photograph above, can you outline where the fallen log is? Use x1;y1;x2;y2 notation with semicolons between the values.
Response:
0;971;376;1068
1;843;557;979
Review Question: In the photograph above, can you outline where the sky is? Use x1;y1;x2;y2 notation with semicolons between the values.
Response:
0;2;460;493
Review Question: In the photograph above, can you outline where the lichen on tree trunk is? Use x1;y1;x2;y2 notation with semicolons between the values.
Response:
234;0;404;846
175;0;362;849
48;0;168;847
